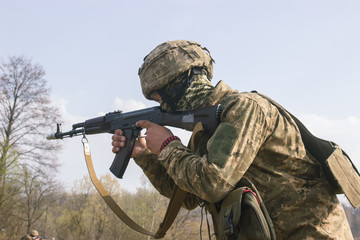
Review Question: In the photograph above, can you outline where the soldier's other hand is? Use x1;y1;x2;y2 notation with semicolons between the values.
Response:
111;129;147;158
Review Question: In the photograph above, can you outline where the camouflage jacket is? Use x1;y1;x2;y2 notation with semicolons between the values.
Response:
134;81;353;239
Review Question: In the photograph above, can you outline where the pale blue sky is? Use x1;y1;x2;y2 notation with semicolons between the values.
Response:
1;0;359;192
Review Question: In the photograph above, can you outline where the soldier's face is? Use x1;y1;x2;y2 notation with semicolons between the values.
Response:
149;92;162;104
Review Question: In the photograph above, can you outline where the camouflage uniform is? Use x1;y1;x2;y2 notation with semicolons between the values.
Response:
134;79;353;239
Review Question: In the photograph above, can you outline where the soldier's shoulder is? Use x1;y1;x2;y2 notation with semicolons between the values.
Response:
226;91;274;111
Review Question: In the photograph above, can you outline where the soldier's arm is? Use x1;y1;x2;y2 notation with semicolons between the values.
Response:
157;95;275;203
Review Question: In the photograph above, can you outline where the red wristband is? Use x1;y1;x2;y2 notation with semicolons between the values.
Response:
160;136;180;152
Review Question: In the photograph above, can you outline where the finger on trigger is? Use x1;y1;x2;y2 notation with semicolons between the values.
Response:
136;120;151;128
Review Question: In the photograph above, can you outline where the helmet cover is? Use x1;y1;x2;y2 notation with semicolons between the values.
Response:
139;40;214;99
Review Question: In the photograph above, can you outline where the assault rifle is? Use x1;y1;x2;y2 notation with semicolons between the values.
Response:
47;104;222;179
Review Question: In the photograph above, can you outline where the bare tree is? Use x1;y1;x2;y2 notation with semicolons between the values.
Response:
0;55;62;235
0;55;61;171
17;166;58;233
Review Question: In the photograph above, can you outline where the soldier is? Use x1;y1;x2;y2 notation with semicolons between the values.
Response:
112;40;355;239
20;235;31;240
29;230;40;239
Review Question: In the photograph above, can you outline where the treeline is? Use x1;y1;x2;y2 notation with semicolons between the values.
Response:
0;174;210;240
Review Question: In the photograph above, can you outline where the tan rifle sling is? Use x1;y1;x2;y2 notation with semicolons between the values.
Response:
81;122;204;239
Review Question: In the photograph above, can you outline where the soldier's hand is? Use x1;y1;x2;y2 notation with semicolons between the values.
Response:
111;129;147;158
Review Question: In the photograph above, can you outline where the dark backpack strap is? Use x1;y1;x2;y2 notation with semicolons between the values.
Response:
256;92;360;208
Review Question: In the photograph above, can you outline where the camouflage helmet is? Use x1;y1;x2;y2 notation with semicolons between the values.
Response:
138;40;214;99
30;230;39;237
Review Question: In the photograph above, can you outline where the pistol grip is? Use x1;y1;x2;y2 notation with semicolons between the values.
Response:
109;129;137;179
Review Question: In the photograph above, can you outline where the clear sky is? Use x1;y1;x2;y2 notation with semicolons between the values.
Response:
1;0;359;193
